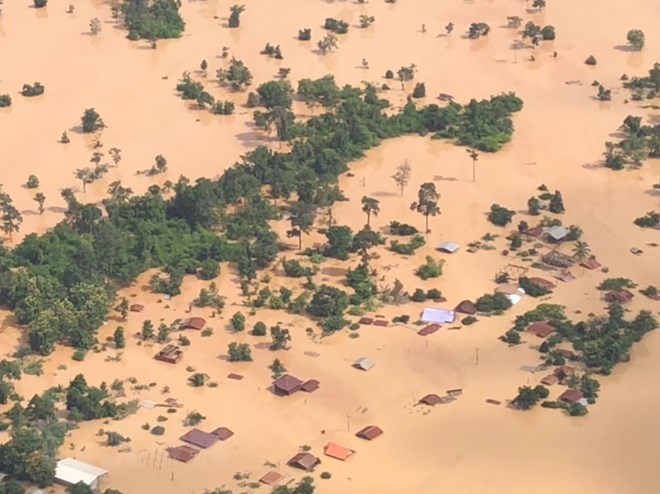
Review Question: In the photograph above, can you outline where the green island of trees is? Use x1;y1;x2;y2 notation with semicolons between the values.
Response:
504;303;657;413
0;77;522;358
119;0;185;40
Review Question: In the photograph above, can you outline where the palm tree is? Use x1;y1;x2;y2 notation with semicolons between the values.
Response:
466;148;479;182
572;241;591;260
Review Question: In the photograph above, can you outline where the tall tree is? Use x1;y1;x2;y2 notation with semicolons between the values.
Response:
466;148;479;182
34;192;46;214
0;187;23;240
108;147;122;167
392;160;411;196
410;183;441;233
361;196;380;227
288;201;316;250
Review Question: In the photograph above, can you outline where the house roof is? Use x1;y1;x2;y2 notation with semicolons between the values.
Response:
437;241;459;253
580;258;601;270
301;379;320;393
167;445;199;463
559;389;585;403
184;317;206;330
356;425;383;441
129;304;145;312
419;393;444;406
454;300;477;315
421;308;455;324
604;290;634;303
544;226;569;240
273;374;303;392
288;452;320;471
417;323;441;336
353;357;375;371
324;442;354;461
180;428;218;449
259;471;283;486
211;427;234;441
528;277;556;290
526;321;556;338
55;459;108;487
358;317;373;325
540;374;559;386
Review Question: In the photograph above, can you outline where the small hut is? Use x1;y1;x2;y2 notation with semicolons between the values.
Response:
129;304;145;313
259;471;283;486
180;429;218;449
580;258;602;270
418;394;444;406
301;380;320;393
528;277;556;291
542;251;575;268
604;290;634;304
353;358;375;371
454;300;477;315
323;443;354;461
272;374;303;396
356;425;383;441
211;427;234;441
437;241;459;254
154;344;183;364
559;389;585;404
167;445;199;463
287;453;320;472
526;322;556;339
183;317;206;330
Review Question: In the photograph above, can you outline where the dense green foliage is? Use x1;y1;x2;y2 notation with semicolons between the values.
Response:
120;0;185;40
513;385;549;410
0;94;12;107
519;277;552;297
389;234;425;255
21;83;45;97
475;292;512;313
388;221;418;236
603;115;660;169
634;211;659;228
487;204;515;226
415;256;444;280
0;79;521;354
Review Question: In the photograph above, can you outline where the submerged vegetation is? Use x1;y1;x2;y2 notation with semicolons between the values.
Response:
118;0;185;40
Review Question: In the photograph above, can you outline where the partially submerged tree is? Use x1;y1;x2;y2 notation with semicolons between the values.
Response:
410;183;440;233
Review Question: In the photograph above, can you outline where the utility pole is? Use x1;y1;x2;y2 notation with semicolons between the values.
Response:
475;347;480;366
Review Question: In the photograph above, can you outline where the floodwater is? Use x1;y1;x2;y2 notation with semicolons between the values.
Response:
0;0;659;493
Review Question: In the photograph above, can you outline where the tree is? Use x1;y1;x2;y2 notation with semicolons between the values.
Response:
549;190;565;213
217;58;253;90
361;196;380;227
297;75;340;114
231;312;245;331
527;196;541;215
33;193;46;214
109;147;121;167
317;33;338;54
25;450;55;487
412;82;426;98
392;160;411;196
256;80;293;110
324;225;353;260
228;4;245;28
288;201;316;249
252;321;267;336
67;482;93;494
572;241;591;260
522;22;541;45
113;327;126;349
0;187;23;240
141;320;154;340
466;148;479;183
397;64;416;89
532;0;546;11
445;22;454;36
308;285;349;318
81;108;105;133
227;342;252;361
269;358;286;378
0;479;25;494
270;324;291;350
627;29;645;51
0;95;12;108
200;59;208;76
26;394;56;424
90;18;102;35
410;183;440;233
34;0;48;7
487;204;515;226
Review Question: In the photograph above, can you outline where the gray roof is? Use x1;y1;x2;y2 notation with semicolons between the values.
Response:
353;357;375;371
437;241;459;253
544;226;569;240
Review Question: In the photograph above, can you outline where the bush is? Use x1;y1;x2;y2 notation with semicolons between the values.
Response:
597;278;637;291
251;321;267;336
540;25;555;40
106;431;130;446
503;329;520;344
389;221;418;236
320;472;332;479
227;342;252;361
389;234;425;255
426;288;442;300
518;277;551;298
585;55;597;66
412;82;426;98
282;259;311;277
198;259;220;280
298;28;311;41
151;425;165;435
321;315;348;333
185;411;205;426
415;256;444;280
231;312;246;331
26;175;40;189
81;108;105;133
634;211;659;228
21;82;45;97
34;0;48;8
72;350;86;362
385;70;394;79
462;316;477;325
0;94;11;107
626;29;645;51
411;288;427;302
488;204;515;226
476;292;512;313
324;18;349;34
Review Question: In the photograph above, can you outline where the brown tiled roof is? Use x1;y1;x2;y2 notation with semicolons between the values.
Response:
541;375;559;386
418;323;441;336
324;442;354;461
180;429;218;449
288;452;320;471
454;300;477;315
273;374;303;393
211;427;234;441
167;445;199;463
356;425;383;441
419;394;443;406
526;321;556;338
528;277;556;290
184;317;206;330
259;471;283;486
301;380;320;393
559;389;584;403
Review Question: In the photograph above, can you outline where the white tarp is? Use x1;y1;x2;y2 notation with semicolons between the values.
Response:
421;308;456;324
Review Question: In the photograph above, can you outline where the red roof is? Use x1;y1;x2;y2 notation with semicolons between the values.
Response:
526;321;556;338
528;277;556;290
184;317;206;330
167;445;199;463
559;389;584;403
454;300;477;315
259;471;283;486
129;304;145;312
540;375;559;386
418;323;440;336
211;427;234;441
180;429;218;449
419;393;444;406
301;379;320;393
288;452;320;471
356;425;383;441
273;374;303;394
324;442;354;461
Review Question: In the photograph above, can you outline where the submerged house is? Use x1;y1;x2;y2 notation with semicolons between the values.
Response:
55;459;108;491
421;308;456;324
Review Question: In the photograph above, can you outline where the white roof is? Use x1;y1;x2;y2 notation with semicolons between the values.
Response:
437;241;459;253
421;308;456;324
56;458;108;486
354;357;375;370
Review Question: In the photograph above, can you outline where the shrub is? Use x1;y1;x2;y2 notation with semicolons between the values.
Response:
120;0;185;40
540;25;555;40
626;29;645;51
389;221;418;236
231;312;246;331
298;28;311;40
324;18;349;34
597;278;637;291
389;234;425;255
34;0;48;8
476;292;512;313
519;277;551;298
412;82;426;98
251;321;267;336
0;94;11;107
634;211;659;228
21;82;45;97
585;55;597;66
320;472;332;479
151;425;165;435
72;350;86;361
198;259;220;280
282;259;311;277
503;329;520;344
81;108;105;133
106;431;130;446
26;175;40;189
385;70;394;79
185;411;205;426
227;342;252;361
426;288;442;300
411;288;427;302
462;316;477;325
415;256;444;280
488;204;515;226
